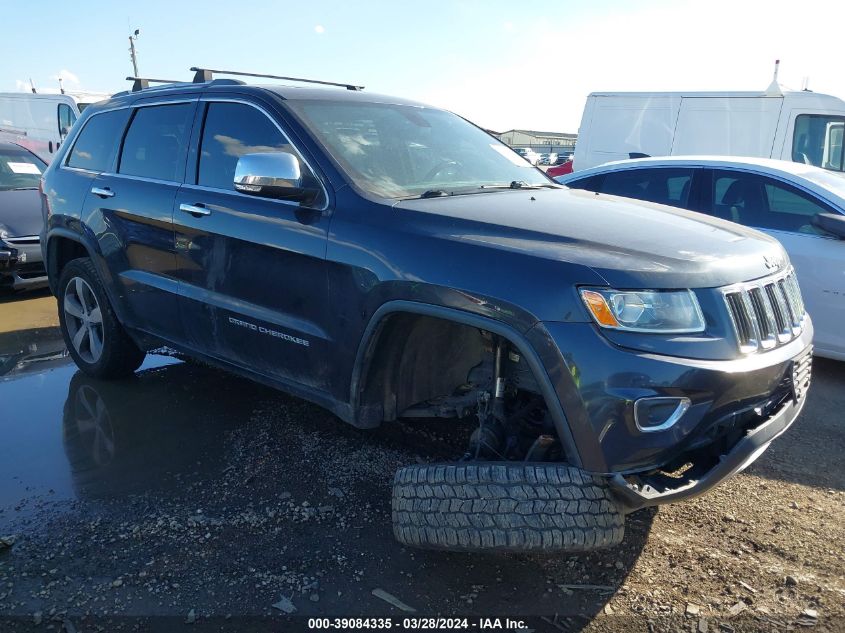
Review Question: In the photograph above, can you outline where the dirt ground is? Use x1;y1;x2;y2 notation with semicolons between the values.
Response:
0;291;843;632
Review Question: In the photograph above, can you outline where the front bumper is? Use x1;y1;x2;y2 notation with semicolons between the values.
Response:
607;388;805;511
529;319;814;474
0;239;47;290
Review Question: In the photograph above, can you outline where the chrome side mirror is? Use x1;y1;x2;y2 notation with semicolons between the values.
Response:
233;152;318;203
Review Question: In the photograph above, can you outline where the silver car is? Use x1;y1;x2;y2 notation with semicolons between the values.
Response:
558;156;845;361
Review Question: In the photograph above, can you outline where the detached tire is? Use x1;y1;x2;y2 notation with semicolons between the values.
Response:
57;257;146;379
392;463;624;552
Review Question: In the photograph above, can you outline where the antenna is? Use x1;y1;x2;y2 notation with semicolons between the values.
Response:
765;59;782;96
128;29;141;77
58;76;65;94
29;78;36;94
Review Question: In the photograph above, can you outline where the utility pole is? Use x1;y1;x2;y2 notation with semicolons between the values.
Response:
128;29;140;77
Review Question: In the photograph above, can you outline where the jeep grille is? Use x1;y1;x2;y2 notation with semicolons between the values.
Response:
722;269;805;353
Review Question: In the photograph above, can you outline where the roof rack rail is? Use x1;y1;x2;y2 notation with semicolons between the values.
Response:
126;76;183;92
190;67;364;91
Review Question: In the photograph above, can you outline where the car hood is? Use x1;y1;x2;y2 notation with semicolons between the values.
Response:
0;189;43;238
395;188;789;288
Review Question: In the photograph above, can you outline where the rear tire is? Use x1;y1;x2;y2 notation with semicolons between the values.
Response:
57;258;145;379
392;462;625;552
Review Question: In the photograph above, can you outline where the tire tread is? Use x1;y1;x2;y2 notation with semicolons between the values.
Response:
392;463;625;552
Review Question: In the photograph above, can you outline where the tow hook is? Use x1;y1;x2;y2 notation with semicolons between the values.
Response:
0;247;19;270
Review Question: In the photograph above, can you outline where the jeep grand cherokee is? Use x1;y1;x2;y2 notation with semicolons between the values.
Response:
39;69;812;552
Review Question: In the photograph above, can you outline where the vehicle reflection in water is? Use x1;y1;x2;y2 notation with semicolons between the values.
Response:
0;326;70;379
61;361;273;500
0;350;282;531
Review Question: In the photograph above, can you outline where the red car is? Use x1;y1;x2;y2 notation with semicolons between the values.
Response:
546;158;574;178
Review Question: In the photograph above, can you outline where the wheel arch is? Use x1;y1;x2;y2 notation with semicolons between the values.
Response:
349;300;582;468
46;229;128;326
46;229;96;293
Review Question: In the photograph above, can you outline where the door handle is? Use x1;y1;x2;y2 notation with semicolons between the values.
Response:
180;203;211;217
91;187;115;198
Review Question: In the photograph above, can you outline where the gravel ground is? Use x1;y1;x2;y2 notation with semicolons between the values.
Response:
0;293;843;632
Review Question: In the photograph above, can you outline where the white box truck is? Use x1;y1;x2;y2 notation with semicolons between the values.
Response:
572;87;845;173
0;91;106;163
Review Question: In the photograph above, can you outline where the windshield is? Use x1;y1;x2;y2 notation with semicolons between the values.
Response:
286;100;551;198
793;114;845;172
0;147;45;191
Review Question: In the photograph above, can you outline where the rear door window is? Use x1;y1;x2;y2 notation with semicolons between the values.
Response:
599;168;693;208
118;103;195;182
66;109;130;172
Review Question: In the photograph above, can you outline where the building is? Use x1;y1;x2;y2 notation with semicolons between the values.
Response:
496;129;577;156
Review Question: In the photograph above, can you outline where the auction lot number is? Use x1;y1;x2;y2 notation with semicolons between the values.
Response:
308;618;473;629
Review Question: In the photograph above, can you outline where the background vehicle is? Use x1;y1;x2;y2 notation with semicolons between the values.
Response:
0;141;48;290
0;93;82;163
558;156;845;360
513;147;541;165
572;89;845;172
538;152;558;166
40;69;812;554
547;157;574;177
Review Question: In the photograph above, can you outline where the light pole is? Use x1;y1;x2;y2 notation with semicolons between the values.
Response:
128;29;140;77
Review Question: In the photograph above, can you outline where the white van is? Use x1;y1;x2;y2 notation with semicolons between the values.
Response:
0;93;82;163
572;89;845;173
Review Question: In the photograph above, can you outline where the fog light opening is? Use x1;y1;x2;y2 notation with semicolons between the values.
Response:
634;397;691;433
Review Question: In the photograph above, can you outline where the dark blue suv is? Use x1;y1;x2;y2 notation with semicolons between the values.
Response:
40;69;813;553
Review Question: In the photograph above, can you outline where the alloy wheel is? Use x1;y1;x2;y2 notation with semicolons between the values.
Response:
63;277;104;364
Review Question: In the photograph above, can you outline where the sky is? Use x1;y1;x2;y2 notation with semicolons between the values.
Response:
3;0;845;133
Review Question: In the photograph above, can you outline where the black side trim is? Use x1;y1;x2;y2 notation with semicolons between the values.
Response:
349;300;582;468
130;332;354;423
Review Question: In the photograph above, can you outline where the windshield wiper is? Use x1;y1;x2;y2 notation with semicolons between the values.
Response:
398;189;452;200
419;189;448;198
478;181;557;190
401;182;557;200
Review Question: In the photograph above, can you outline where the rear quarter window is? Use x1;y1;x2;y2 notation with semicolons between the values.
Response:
66;109;130;172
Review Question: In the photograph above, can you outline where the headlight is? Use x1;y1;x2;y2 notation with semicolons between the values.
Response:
580;288;705;333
